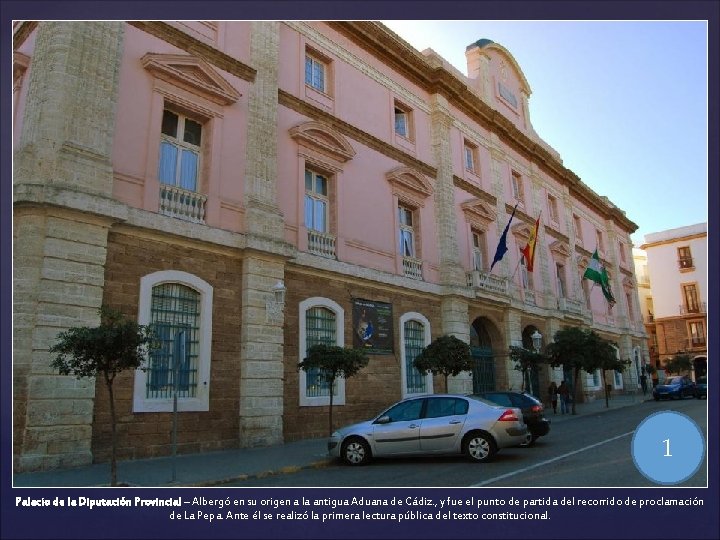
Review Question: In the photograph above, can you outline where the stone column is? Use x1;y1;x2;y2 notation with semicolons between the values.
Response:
13;22;124;471
239;21;288;446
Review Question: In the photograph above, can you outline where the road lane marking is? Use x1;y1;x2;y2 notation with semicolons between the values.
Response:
472;430;635;487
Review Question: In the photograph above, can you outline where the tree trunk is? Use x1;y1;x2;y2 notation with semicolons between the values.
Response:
603;369;609;408
106;377;118;487
328;376;335;437
571;368;579;415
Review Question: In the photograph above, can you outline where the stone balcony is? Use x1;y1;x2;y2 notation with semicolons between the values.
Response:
466;270;509;295
307;230;336;259
159;184;207;224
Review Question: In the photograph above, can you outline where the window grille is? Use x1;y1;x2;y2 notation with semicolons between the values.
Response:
404;320;426;394
148;283;200;399
305;307;336;397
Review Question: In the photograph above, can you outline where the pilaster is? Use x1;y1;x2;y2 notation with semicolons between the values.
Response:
243;21;285;242
239;256;285;446
441;297;472;394
430;94;464;286
13;22;124;472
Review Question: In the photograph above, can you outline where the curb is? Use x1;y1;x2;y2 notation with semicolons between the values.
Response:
186;458;335;488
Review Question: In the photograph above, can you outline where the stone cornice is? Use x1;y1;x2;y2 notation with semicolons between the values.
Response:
128;21;257;83
639;232;707;249
328;21;638;235
12;21;37;49
279;89;436;178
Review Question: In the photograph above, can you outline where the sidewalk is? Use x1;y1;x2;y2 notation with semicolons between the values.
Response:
13;392;651;488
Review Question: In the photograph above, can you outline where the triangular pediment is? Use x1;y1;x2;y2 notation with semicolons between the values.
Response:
511;222;534;242
386;167;433;202
142;53;241;105
289;121;356;163
549;240;570;259
461;199;496;228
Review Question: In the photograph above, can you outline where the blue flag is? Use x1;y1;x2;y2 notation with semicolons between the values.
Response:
490;203;518;272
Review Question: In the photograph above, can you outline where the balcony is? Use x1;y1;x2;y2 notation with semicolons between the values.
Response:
307;230;336;259
688;336;706;349
679;302;706;315
159;185;207;224
678;257;694;270
403;257;423;280
557;297;584;317
466;270;508;295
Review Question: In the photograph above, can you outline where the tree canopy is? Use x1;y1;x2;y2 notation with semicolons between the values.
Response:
413;334;472;390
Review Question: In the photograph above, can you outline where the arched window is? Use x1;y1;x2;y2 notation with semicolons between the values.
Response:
134;271;213;412
299;297;345;406
400;313;432;397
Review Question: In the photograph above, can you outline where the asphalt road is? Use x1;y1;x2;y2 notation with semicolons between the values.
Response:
225;398;707;488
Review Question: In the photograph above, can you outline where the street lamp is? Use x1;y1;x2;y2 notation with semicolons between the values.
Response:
266;280;287;323
531;330;542;353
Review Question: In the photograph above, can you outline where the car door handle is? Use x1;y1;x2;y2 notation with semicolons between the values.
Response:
408;424;420;429
449;420;462;424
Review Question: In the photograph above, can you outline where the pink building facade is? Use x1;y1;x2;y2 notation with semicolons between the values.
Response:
13;21;647;471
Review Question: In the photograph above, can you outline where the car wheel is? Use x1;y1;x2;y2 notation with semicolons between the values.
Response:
463;431;496;463
519;432;536;447
341;437;371;466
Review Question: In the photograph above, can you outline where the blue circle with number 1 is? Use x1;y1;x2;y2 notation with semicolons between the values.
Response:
631;411;705;485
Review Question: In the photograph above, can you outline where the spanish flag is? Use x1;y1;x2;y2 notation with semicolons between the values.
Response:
520;214;540;272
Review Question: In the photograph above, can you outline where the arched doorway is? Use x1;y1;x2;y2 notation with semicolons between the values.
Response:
470;318;495;393
521;326;542;398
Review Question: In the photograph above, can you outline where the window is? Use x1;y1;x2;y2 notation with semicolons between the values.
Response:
555;262;566;298
582;279;592;309
520;257;534;289
573;214;583;243
678;246;694;269
394;101;413;140
471;230;486;271
511;171;524;203
158;109;202;192
625;291;634;320
299;298;345;406
398;204;416;258
464;140;478;173
400;313;432;397
384;399;423;422
548;193;559;222
134;271;213;412
425;397;469;418
596;229;605;253
147;283;200;399
305;51;327;93
689;321;706;347
304;169;329;233
682;284;700;313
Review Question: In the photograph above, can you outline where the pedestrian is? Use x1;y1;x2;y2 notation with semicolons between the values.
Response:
548;381;558;414
558;381;570;414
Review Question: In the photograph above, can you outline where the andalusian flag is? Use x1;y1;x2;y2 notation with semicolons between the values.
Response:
520;214;540;271
490;203;518;272
583;249;615;305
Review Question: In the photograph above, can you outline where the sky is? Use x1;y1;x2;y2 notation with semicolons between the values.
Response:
381;20;708;247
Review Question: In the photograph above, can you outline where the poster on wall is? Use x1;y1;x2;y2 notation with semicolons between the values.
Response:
352;298;393;354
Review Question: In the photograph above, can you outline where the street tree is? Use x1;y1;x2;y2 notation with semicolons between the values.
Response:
664;353;693;375
509;346;546;395
298;344;369;436
583;331;630;408
49;307;154;486
413;335;472;391
545;327;587;414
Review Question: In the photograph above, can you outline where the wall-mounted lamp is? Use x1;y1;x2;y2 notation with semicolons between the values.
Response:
266;280;286;324
531;330;543;353
272;280;287;305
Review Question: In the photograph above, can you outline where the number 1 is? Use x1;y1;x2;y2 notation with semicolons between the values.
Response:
663;438;672;457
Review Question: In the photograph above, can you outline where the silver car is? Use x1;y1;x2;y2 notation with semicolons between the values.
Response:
328;394;527;465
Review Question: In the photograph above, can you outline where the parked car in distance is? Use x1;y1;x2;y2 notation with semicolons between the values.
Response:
694;376;707;399
328;394;528;466
472;391;550;446
653;375;696;401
